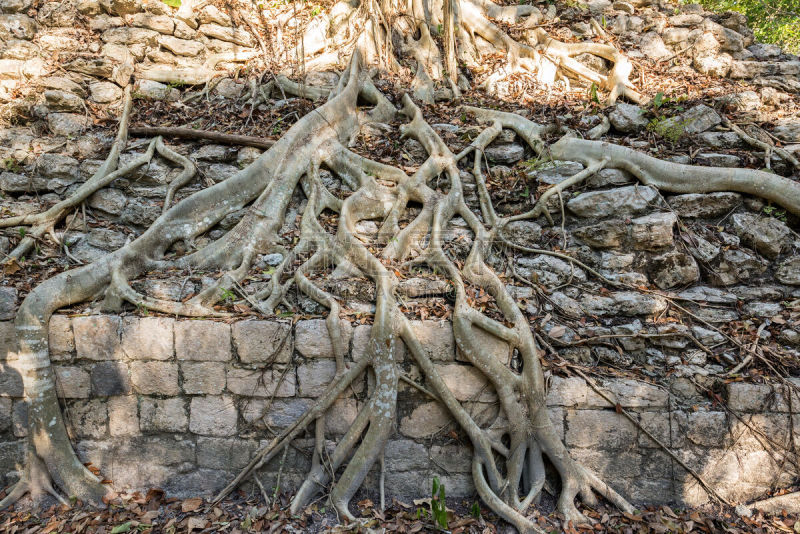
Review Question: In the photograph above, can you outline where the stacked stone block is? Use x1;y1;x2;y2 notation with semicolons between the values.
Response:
1;316;798;504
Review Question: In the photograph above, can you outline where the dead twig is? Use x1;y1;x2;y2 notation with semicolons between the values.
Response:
723;117;800;169
129;126;275;150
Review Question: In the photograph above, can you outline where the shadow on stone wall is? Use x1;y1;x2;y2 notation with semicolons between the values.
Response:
0;321;25;490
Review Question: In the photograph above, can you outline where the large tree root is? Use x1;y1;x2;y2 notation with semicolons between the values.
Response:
466;106;800;217
4;50;800;529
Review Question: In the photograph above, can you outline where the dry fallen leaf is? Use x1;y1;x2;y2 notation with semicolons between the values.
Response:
3;259;21;275
549;325;566;338
181;497;203;513
186;516;207;532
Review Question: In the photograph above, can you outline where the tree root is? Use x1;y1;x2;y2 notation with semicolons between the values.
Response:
0;451;71;510
722;117;800;170
287;0;642;105
212;80;639;528
138;52;259;86
6;48;800;530
466;108;800;217
129;126;275;150
2;87;133;262
504;158;609;225
549;136;800;216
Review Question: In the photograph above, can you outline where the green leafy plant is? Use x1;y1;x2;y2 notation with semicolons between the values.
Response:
110;522;132;534
310;4;321;15
652;91;665;110
763;204;788;222
691;0;799;54
470;501;481;518
589;82;600;104
161;0;181;7
219;288;236;302
430;477;447;529
650;91;688;112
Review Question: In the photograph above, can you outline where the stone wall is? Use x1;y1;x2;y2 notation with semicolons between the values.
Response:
2;0;800;512
1;316;797;506
1;0;799;111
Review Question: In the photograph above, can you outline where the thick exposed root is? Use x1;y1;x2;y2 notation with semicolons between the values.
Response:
128;126;275;150
466;107;800;217
0;450;72;510
214;73;642;527
6;48;800;529
142;0;640;105
3;53;370;511
138;52;259;86
550;136;800;216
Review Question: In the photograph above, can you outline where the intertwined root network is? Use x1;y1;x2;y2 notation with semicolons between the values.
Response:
3;51;800;533
308;0;645;105
163;0;642;105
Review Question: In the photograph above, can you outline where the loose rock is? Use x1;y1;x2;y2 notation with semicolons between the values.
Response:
485;143;525;164
567;185;659;218
47;113;90;136
609;103;648;133
667;192;740;218
89;81;123;103
775;257;800;286
731;213;790;259
649;251;700;289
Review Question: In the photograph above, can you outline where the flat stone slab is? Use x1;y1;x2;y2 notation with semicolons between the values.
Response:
751;492;800;514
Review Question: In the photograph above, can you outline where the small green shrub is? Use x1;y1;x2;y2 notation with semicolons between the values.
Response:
470;501;481;518
690;0;799;54
219;288;236;303
589;82;600;104
763;204;788;222
430;477;448;529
